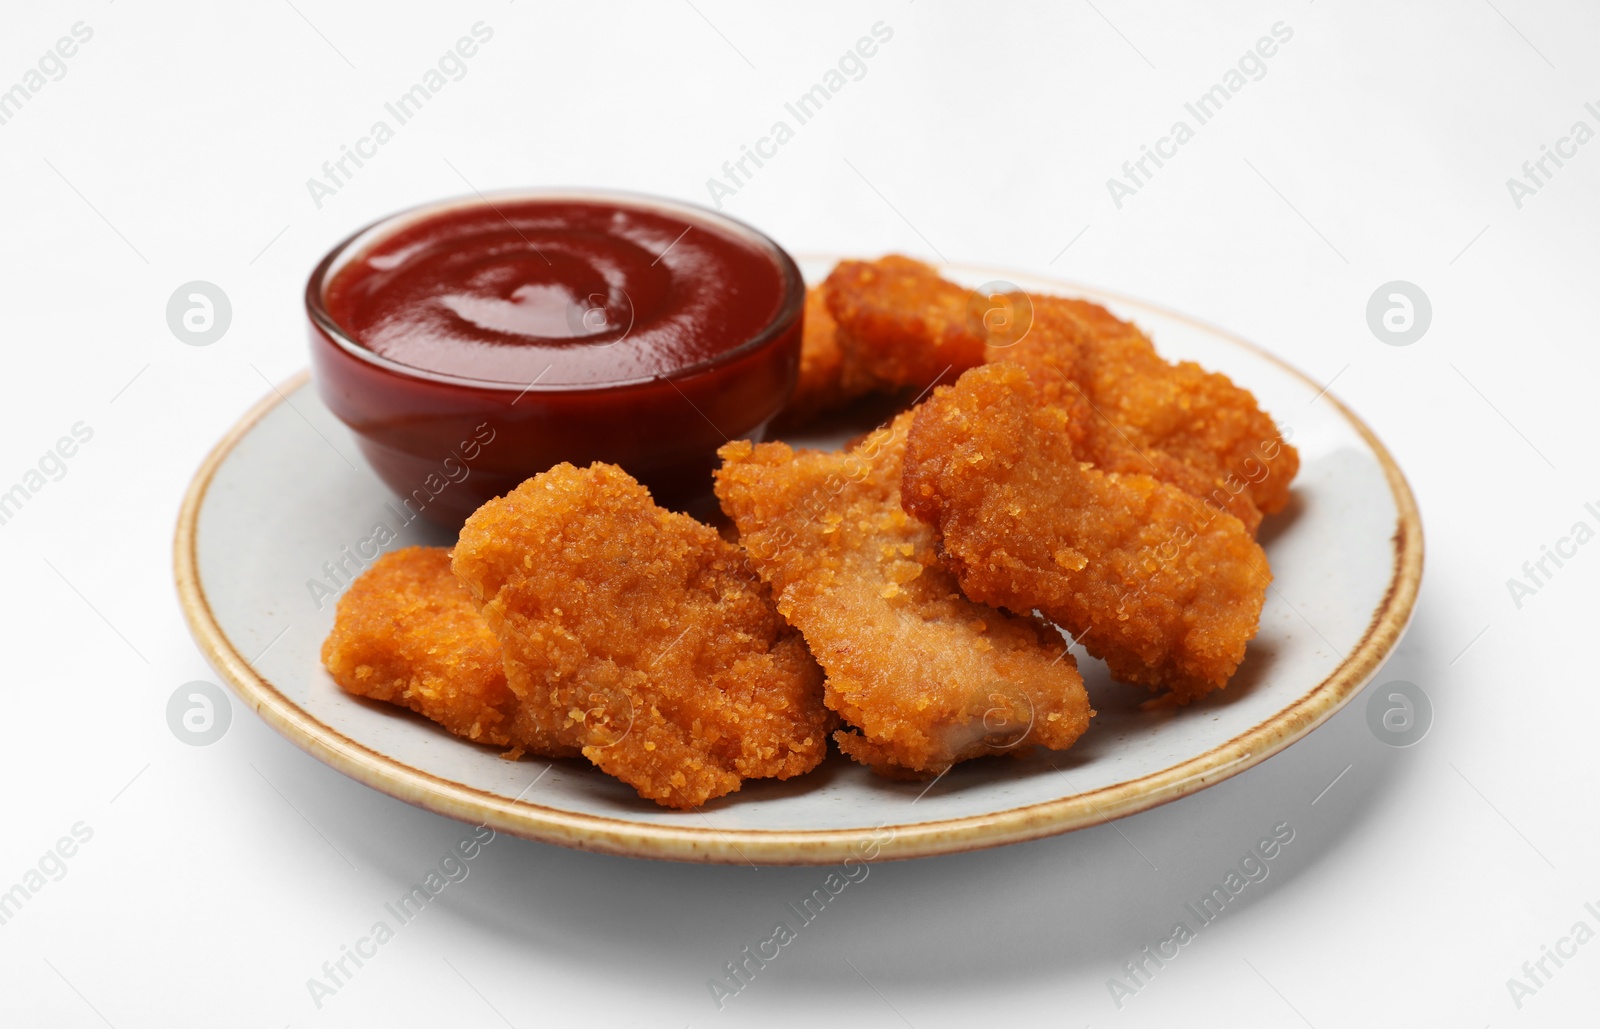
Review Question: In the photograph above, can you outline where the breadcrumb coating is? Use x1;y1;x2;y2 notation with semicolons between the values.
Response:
1001;294;1298;527
715;412;1092;777
321;547;569;755
823;255;987;395
816;256;1297;532
451;462;832;808
903;364;1271;702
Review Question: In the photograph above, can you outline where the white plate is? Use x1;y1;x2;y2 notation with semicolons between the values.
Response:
175;258;1422;864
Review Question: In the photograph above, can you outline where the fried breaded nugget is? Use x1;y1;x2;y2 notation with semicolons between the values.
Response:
451;463;832;809
903;364;1272;702
321;547;570;755
824;256;988;394
714;413;1092;777
820;257;1296;530
1000;294;1298;524
995;298;1262;533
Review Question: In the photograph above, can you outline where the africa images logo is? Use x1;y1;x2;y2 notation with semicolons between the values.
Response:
1105;821;1296;1008
1105;22;1294;209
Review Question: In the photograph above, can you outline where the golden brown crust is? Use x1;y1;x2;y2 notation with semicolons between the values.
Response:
813;257;1297;531
714;413;1093;777
320;547;569;755
1001;295;1298;526
823;256;988;395
903;364;1272;702
451;462;832;809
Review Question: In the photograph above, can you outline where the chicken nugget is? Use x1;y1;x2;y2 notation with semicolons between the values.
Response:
819;257;1295;530
715;413;1092;777
451;463;832;809
824;255;989;394
321;547;569;755
995;298;1262;533
903;364;1271;702
1002;295;1298;523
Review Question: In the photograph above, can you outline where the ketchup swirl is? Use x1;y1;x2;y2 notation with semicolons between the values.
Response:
324;199;787;386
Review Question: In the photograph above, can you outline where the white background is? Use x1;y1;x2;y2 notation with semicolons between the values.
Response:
2;1;1596;1025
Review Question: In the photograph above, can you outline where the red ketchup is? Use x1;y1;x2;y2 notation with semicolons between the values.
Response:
307;193;804;527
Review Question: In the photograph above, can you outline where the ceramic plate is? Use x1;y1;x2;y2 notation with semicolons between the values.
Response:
174;258;1422;864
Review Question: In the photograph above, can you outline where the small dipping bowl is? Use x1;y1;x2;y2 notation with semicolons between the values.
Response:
306;190;805;527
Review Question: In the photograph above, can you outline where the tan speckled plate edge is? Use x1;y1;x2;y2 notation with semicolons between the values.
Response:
173;271;1423;865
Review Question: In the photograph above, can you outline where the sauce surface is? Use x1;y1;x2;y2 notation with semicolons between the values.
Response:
325;199;787;386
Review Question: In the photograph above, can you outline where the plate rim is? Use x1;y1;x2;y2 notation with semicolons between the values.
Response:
173;268;1424;865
